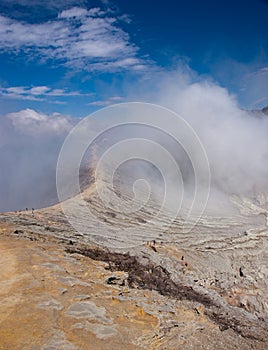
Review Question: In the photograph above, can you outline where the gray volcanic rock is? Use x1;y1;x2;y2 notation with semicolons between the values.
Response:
0;175;268;349
262;106;268;115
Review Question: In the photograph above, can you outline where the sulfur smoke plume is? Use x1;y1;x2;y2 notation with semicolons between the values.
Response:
1;69;268;213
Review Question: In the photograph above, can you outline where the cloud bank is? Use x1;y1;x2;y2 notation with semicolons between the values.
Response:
0;109;75;211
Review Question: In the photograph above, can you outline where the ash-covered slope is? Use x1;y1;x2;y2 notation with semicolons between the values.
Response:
0;167;268;349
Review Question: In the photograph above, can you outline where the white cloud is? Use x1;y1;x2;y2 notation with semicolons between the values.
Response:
0;0;87;12
7;109;73;136
58;7;89;18
29;86;50;95
47;89;81;96
88;96;124;106
0;107;78;211
2;90;44;101
255;66;268;76
0;7;148;72
0;85;92;101
6;86;27;94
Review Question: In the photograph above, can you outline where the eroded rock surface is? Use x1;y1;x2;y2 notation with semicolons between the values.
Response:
0;183;268;349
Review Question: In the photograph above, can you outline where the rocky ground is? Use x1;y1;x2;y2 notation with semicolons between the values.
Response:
0;181;268;349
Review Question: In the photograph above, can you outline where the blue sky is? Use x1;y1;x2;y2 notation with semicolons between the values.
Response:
0;0;268;117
